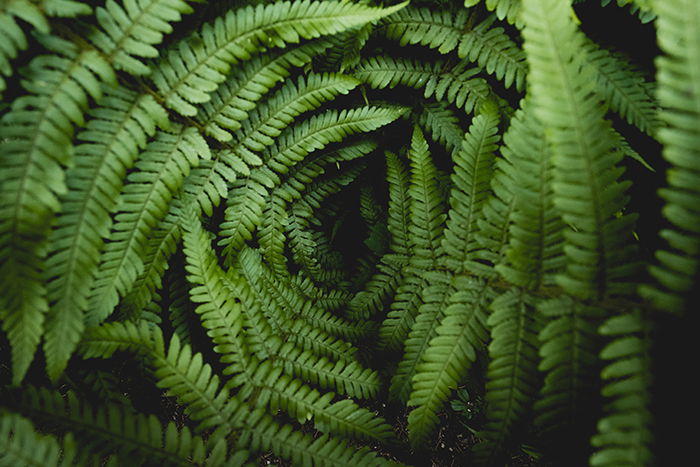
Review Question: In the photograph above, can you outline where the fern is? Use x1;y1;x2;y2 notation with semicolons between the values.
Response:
43;86;168;381
150;0;408;116
522;0;638;300
355;56;493;113
87;124;210;326
4;386;216;466
0;34;114;384
88;0;196;76
0;0;688;464
639;0;700;312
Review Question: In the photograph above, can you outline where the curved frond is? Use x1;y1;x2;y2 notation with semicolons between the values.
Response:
378;5;469;54
354;56;493;113
0;34;114;384
6;386;212;466
198;40;331;143
89;0;196;75
582;37;658;136
43;86;168;381
458;14;528;91
87;125;210;326
150;0;408;116
415;100;465;154
218;106;405;257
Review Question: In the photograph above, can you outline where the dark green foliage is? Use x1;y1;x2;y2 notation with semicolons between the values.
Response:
0;0;693;465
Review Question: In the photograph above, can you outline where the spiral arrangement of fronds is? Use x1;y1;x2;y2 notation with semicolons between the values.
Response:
0;0;694;465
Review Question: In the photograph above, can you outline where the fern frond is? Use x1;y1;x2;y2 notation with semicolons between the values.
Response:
484;0;523;27
442;107;501;274
236;409;395;467
378;5;469;54
277;343;382;399
152;333;245;440
0;34;114;384
415;100;465;154
150;0;408;116
384;151;413;257
347;253;407;320
582;37;658;136
315;23;373;72
355;56;493;113
522;0;638;300
219;106;405;257
0;410;77;467
89;0;196;76
0;1;46;96
378;270;430;352
406;126;446;266
600;0;655;23
8;386;211;466
390;271;453;403
0;0;91;95
198;40;330;142
87;125;210;326
534;296;605;453
260;142;376;274
495;103;565;290
43;85;168;381
639;0;700;312
458;14;528;91
79;320;163;360
233;359;395;444
406;276;492;448
590;309;653;465
474;290;543;465
229;72;361;168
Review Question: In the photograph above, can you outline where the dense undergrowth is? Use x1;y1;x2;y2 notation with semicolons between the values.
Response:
0;0;697;465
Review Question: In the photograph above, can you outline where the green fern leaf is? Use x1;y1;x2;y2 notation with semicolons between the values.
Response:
415;100;465;154
406;276;492;448
219;106;405;258
354;56;493;113
198;40;331;142
0;410;77;467
442;108;501;274
406;126;446;266
522;0;639;300
0;34;114;384
495;103;565;289
379;5;468;54
474;290;543;465
87;125;210;326
639;0;700;312
150;0;408;116
535;296;605;454
484;0;523;27
236;409;396;467
458;14;528;91
590;309;653;466
8;386;211;466
89;0;196;75
582;37;658;136
43;85;168;381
